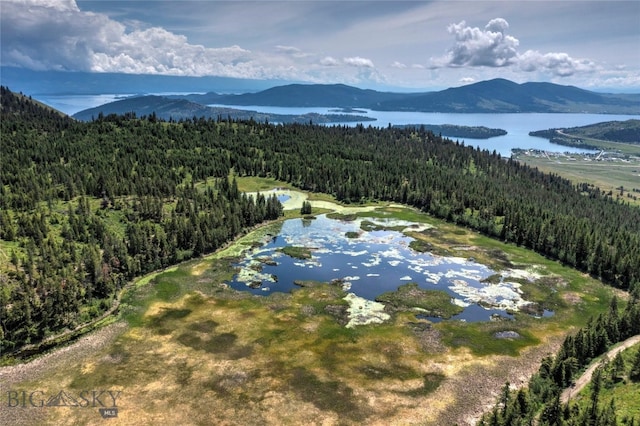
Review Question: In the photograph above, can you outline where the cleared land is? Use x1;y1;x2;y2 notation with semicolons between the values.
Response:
514;136;640;206
517;119;640;205
514;151;640;205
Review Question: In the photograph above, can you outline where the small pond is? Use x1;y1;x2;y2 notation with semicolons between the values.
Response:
227;214;546;322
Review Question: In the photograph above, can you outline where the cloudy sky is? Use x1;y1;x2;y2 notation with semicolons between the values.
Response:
2;0;639;91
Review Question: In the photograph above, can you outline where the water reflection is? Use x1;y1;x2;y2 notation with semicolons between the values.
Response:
228;215;543;322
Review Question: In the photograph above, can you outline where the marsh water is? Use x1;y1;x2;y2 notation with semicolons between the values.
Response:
228;214;543;322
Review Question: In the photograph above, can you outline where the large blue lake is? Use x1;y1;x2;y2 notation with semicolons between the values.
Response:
212;104;638;157
228;215;544;322
38;94;638;158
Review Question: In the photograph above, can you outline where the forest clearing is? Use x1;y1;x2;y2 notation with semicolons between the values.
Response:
1;185;622;425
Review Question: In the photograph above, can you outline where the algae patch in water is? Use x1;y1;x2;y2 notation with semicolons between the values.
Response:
376;283;464;319
343;293;391;328
278;245;314;259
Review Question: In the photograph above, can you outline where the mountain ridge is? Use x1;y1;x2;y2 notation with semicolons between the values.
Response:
67;78;640;118
171;78;639;114
71;94;377;124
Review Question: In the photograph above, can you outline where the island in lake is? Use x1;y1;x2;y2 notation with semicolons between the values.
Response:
329;107;369;114
72;95;377;124
394;124;507;139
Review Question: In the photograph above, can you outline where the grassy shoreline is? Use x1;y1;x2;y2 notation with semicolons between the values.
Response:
1;178;623;425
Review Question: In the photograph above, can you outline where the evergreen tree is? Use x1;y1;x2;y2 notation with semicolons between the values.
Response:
300;200;312;215
630;348;640;382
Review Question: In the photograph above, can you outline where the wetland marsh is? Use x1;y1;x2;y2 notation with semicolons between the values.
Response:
228;212;546;322
1;187;619;426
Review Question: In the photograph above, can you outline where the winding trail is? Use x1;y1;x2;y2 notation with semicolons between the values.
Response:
560;334;640;404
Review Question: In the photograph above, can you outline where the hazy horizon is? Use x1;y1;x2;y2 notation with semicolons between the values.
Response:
2;1;639;93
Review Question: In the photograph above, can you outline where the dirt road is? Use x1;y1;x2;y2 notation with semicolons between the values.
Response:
561;334;640;404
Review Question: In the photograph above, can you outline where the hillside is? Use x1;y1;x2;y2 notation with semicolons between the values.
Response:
375;79;640;113
530;119;640;146
72;95;234;121
3;85;640;357
177;83;412;107
4;86;640;426
72;95;376;123
172;79;640;114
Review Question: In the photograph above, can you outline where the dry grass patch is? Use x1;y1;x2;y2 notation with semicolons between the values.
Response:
3;202;620;425
20;286;462;425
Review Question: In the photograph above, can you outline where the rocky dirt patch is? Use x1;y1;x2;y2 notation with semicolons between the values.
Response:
0;322;128;426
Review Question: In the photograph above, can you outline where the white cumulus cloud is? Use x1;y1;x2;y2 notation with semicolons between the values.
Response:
320;56;340;66
1;0;266;78
1;0;383;84
431;18;597;79
517;50;596;77
434;18;519;68
343;56;375;68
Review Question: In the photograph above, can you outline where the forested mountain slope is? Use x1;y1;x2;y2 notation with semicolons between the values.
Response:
481;294;640;425
531;119;640;145
375;79;640;113
173;78;640;114
72;94;376;124
1;86;639;355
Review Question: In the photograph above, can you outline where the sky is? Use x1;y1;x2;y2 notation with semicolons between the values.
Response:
1;0;639;91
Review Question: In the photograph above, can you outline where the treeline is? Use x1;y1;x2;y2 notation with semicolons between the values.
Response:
0;87;282;353
479;286;640;425
395;123;507;139
1;86;640;353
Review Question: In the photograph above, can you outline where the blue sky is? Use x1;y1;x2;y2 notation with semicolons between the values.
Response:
2;0;639;91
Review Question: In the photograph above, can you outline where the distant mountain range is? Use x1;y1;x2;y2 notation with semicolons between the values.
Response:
172;84;412;108
3;66;638;115
71;95;376;124
0;66;288;95
171;79;639;114
374;79;640;114
69;78;640;120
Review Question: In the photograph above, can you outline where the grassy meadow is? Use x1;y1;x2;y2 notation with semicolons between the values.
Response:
514;132;640;206
1;177;624;425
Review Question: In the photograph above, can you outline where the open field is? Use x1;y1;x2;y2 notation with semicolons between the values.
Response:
517;123;640;206
0;181;624;426
513;151;640;206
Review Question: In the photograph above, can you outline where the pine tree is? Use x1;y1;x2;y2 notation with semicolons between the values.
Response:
300;200;312;215
609;352;625;382
540;393;561;425
630;348;640;382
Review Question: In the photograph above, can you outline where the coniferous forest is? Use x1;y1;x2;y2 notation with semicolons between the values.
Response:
480;291;640;425
1;85;640;358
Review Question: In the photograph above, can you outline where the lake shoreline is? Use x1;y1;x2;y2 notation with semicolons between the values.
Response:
36;93;638;157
